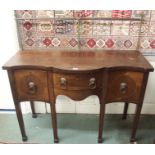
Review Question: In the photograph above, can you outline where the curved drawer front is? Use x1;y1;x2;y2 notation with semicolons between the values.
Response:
106;71;144;103
14;70;49;102
53;72;102;91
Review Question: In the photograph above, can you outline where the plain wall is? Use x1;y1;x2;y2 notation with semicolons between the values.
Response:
0;10;19;110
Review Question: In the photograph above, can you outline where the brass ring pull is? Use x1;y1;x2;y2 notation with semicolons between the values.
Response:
60;77;67;89
28;81;37;94
89;78;96;89
120;82;127;94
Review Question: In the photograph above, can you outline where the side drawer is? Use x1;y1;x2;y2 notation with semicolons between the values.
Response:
106;71;144;103
14;70;49;102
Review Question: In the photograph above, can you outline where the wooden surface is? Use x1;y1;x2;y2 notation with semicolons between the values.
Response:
2;50;153;72
2;50;154;143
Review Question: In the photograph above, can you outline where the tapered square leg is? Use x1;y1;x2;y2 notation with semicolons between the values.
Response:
14;102;28;142
122;102;129;120
22;136;28;141
130;103;143;143
30;101;37;118
50;103;59;143
98;102;105;143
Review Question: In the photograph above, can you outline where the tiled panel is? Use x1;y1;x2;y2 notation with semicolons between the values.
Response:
149;38;155;49
35;10;54;18
150;11;155;21
54;10;73;18
15;10;155;55
73;10;95;18
35;20;55;37
54;19;74;35
112;10;132;18
140;37;151;49
95;10;111;18
93;20;111;36
111;21;130;36
132;10;151;19
149;22;155;36
74;20;93;37
15;10;35;18
129;21;149;36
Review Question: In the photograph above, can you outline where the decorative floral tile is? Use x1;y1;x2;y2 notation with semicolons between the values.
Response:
111;37;138;50
93;20;111;36
59;37;70;48
36;20;55;37
15;10;35;18
79;38;87;48
112;10;132;18
123;37;139;50
74;20;93;37
23;37;36;49
73;10;95;18
69;38;78;47
35;10;54;18
59;37;79;49
51;37;61;47
129;21;149;36
96;38;106;48
149;38;155;49
140;37;151;49
95;11;111;18
87;38;96;48
149;22;155;35
17;20;36;47
150;11;155;21
115;38;124;49
105;38;115;48
132;10;151;19
54;10;73;18
54;19;74;35
111;21;130;36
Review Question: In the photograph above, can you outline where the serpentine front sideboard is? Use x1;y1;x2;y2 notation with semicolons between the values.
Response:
2;50;154;143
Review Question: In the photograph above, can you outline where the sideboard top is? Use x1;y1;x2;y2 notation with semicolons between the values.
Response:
2;50;154;72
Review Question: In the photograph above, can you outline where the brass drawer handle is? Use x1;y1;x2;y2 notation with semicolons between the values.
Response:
89;78;96;89
60;77;67;89
28;81;37;94
120;82;127;94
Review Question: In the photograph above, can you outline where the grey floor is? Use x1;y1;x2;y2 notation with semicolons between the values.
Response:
0;113;155;144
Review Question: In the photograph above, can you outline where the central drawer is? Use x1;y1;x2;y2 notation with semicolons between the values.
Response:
53;72;102;91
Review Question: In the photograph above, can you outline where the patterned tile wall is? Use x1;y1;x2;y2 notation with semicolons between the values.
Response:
15;10;155;55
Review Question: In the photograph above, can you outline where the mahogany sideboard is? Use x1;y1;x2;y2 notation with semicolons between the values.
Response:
2;50;154;143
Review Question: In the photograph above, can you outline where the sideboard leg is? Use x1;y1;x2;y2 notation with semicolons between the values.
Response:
15;102;28;141
130;103;143;143
50;103;59;143
98;102;105;143
7;70;27;141
122;102;129;120
30;101;37;118
130;72;149;143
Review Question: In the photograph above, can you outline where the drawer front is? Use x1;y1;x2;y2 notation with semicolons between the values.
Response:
53;72;102;91
14;70;49;102
106;71;144;103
